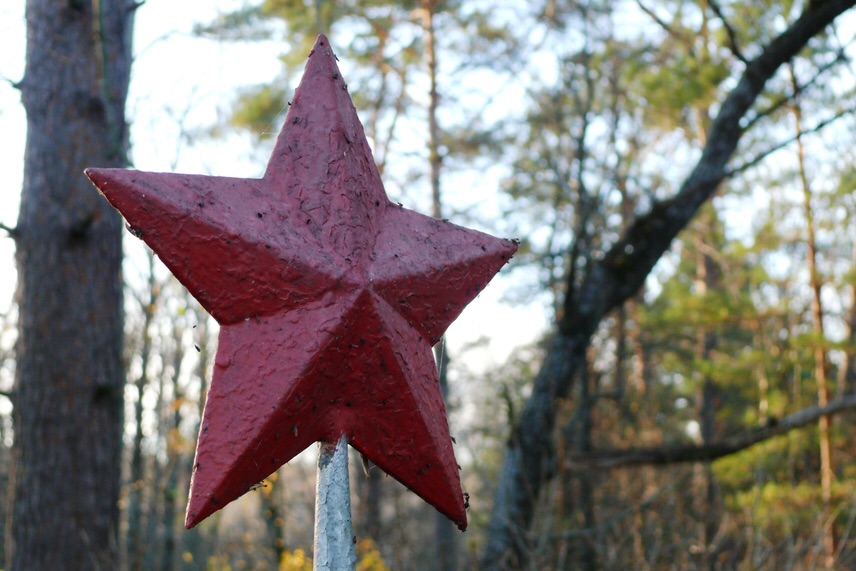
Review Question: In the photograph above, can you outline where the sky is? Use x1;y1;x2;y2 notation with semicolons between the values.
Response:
0;0;548;375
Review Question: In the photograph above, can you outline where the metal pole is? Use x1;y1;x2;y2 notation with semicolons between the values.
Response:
314;435;357;571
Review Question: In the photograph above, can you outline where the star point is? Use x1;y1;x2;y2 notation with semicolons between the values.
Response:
86;33;517;532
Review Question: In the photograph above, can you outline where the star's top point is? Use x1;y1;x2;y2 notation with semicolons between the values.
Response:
264;34;364;184
263;34;387;273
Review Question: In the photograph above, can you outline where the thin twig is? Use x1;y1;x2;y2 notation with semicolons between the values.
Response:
743;49;847;131
0;222;19;239
550;473;693;540
635;0;693;48
707;0;747;64
727;102;856;177
0;73;22;90
568;393;856;470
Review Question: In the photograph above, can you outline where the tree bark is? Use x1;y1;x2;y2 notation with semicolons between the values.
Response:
159;316;188;571
567;393;856;469
693;220;721;571
8;0;133;569
127;252;158;571
479;2;856;567
840;239;856;395
791;71;836;567
422;3;459;568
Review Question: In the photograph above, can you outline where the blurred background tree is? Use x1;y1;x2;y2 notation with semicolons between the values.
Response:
2;1;856;570
6;0;133;568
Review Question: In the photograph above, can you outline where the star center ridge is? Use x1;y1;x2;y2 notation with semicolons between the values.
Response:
85;33;518;532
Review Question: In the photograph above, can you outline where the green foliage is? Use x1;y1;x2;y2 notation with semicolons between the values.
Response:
194;5;275;41
633;51;730;132
230;84;289;138
730;479;854;540
199;0;422;143
196;0;519;210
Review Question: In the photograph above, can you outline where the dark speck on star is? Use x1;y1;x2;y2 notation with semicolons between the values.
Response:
84;33;516;533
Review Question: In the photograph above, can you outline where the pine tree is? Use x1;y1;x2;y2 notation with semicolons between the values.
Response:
8;0;134;567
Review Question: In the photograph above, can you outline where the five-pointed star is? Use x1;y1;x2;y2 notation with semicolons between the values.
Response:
86;35;516;531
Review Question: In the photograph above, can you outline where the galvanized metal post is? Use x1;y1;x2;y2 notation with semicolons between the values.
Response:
314;435;356;571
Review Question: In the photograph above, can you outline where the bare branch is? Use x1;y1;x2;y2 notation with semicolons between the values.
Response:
744;49;847;131
482;2;856;566
727;101;856;177
551;474;693;540
0;222;19;239
708;0;747;64
569;394;856;470
634;0;693;48
1;74;22;90
594;1;856;314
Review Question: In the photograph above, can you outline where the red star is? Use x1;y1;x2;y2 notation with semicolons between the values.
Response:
86;35;516;531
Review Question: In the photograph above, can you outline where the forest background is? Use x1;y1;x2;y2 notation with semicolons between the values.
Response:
2;0;856;570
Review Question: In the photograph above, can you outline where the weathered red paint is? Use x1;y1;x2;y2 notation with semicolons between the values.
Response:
86;34;517;531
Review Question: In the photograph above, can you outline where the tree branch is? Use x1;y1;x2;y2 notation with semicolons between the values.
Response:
551;473;693;540
569;394;856;470
707;0;747;64
0;222;19;239
743;48;847;131
727;101;856;178
481;3;856;567
596;1;856;314
1;74;22;90
634;0;693;48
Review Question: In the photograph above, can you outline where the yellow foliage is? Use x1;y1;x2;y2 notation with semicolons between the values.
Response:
356;539;390;571
280;549;312;571
261;477;275;496
278;540;390;571
206;554;233;571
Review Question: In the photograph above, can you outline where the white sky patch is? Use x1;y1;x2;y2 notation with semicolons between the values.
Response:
0;2;25;313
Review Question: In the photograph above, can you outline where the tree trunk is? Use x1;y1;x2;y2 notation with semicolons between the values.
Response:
127;252;158;571
422;2;459;568
259;474;286;566
840;239;856;396
433;342;457;571
8;0;133;569
356;460;383;541
693;221;721;571
567;357;596;571
159;317;188;571
790;70;836;567
480;3;856;567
